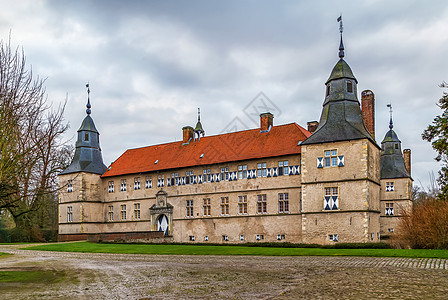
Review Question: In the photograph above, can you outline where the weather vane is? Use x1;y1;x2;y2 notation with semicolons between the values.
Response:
86;83;91;115
337;15;344;58
387;103;393;130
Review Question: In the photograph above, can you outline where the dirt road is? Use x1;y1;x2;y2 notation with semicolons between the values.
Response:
0;244;447;299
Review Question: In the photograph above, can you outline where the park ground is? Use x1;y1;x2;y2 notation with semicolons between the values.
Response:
0;243;447;299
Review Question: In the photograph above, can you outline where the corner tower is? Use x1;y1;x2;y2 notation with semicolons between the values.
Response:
300;17;381;244
58;85;107;241
379;105;412;237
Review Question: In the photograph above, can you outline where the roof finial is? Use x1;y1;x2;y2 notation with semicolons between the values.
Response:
86;83;91;115
337;15;344;59
387;103;393;130
197;107;201;122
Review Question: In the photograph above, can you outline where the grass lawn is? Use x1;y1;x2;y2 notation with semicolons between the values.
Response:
23;242;448;259
0;270;62;284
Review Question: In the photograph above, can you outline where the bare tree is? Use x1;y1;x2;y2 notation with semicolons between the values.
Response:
0;37;70;240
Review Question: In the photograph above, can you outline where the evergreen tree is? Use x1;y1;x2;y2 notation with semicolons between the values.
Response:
422;82;448;200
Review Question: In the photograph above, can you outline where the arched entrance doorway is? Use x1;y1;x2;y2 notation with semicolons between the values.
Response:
157;214;169;236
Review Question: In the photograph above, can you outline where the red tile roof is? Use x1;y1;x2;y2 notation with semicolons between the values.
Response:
101;123;311;177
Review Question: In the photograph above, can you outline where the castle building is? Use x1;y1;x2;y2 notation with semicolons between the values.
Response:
58;31;412;244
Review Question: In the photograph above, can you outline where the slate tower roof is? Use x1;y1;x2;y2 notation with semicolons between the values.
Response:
380;112;410;179
302;28;376;146
60;85;107;175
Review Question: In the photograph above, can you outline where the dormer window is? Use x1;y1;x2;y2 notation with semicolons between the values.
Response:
84;132;89;141
346;81;353;93
326;84;330;97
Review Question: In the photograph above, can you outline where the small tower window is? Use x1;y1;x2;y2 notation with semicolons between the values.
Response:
84;132;89;141
346;81;353;93
395;144;399;149
326;84;330;97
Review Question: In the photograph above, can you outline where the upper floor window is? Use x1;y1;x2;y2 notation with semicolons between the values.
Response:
278;193;289;213
120;179;127;192
221;167;229;181
278;161;289;176
326;84;330;97
318;150;344;168
134;177;140;190
325;149;338;167
203;169;211;182
108;181;114;193
324;187;339;210
186;200;194;218
386;182;394;192
220;197;229;216
238;165;247;179
257;162;267;177
145;176;152;189
346;81;353;93
84;132;89;141
67;180;73;193
385;203;394;216
67;206;73;222
238;196;248;215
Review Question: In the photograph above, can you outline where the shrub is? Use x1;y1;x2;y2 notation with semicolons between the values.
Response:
398;198;448;249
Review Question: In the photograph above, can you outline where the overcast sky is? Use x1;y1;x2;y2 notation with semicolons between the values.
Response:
1;0;447;189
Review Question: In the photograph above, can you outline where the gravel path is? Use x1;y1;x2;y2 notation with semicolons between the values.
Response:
0;245;447;299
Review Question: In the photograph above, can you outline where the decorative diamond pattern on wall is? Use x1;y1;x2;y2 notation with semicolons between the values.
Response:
324;196;338;210
317;157;324;168
338;155;344;167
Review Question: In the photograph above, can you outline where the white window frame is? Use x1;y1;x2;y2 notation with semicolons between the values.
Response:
278;193;289;213
67;180;73;193
67;206;73;222
134;177;141;190
186;200;194;218
108;205;114;221
108;181;114;193
120;179;127;192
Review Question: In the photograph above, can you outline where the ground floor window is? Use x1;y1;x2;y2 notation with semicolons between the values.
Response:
134;203;140;220
186;200;194;218
203;198;211;216
189;235;195;241
256;234;264;241
120;205;126;220
67;206;73;222
222;235;229;241
221;197;229;216
257;194;267;214
278;193;289;213
277;234;285;240
238;196;247;214
108;206;113;221
329;234;338;242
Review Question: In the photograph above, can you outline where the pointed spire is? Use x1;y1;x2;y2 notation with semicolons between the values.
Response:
197;108;201;122
86;83;91;115
387;104;393;130
337;15;344;58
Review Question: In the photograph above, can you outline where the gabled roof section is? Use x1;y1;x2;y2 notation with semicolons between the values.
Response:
102;123;311;177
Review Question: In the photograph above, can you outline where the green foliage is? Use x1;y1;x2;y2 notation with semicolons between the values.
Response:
422;82;448;200
24;241;448;259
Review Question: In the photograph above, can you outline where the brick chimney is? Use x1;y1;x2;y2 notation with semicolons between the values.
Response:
361;90;375;140
182;126;194;144
307;121;319;134
260;112;274;132
403;149;411;175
